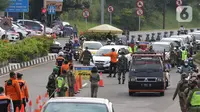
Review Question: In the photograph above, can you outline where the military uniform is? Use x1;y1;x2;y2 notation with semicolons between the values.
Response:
56;75;68;97
173;74;189;112
66;71;76;96
46;72;57;98
80;50;93;66
90;73;100;97
117;54;128;84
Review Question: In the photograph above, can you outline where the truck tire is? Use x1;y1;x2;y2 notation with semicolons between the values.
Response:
160;92;164;96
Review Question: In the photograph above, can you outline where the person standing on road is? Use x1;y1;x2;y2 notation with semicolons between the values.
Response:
90;67;100;98
5;72;22;112
117;51;128;84
173;73;189;112
17;73;29;110
73;24;78;38
181;46;188;65
186;80;200;112
79;47;93;66
56;74;68;97
46;67;58;98
56;52;65;76
66;65;76;97
103;48;118;78
0;86;14;112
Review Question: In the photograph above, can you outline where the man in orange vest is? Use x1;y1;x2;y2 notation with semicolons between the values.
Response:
17;73;29;110
0;86;14;112
5;72;22;112
61;60;69;74
103;48;118;78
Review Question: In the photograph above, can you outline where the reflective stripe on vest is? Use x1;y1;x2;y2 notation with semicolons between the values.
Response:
190;91;200;106
182;50;187;60
128;47;132;53
57;77;68;88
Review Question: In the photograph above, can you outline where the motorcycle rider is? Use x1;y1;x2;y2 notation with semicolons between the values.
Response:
188;58;198;73
118;39;123;45
63;42;72;52
106;39;112;45
79;47;93;66
179;60;192;78
179;25;185;34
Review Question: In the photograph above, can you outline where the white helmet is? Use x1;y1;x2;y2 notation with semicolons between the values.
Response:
58;51;64;56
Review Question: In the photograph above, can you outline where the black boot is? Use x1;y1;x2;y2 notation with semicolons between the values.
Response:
122;80;125;84
113;74;116;78
118;80;121;84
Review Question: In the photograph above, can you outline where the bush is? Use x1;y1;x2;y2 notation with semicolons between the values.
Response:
83;32;117;41
0;36;53;63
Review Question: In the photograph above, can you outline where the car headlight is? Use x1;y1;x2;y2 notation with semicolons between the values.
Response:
157;78;163;82
129;77;136;82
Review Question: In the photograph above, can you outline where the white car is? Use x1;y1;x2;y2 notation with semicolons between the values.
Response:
82;41;103;55
11;24;28;39
42;97;114;112
0;27;19;41
93;45;132;71
170;35;193;44
160;38;185;47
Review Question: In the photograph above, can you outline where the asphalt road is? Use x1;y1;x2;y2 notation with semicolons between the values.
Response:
0;38;182;112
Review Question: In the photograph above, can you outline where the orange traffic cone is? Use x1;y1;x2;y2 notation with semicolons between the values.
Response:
66;90;69;97
43;92;48;105
34;95;42;112
28;100;33;112
16;107;19;112
79;75;82;89
99;72;104;87
20;104;25;112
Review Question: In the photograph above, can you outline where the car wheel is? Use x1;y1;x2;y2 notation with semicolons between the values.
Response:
160;92;165;96
129;92;134;96
1;35;6;40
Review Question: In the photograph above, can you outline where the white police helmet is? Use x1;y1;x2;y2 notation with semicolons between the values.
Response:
58;51;64;56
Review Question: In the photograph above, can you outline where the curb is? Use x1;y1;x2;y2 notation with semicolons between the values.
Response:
0;54;58;76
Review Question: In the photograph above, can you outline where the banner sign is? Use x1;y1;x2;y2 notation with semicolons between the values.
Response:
74;66;93;80
44;0;63;11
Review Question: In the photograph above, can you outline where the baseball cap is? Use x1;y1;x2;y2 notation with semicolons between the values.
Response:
9;72;16;77
17;73;23;78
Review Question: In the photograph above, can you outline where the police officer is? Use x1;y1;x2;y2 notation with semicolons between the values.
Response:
0;86;14;112
117;50;128;84
5;72;22;112
17;73;29;109
66;65;76;97
173;73;189;112
56;74;68;97
46;67;58;98
181;46;188;65
56;52;65;76
90;67;100;97
179;60;192;76
79;47;93;66
186;80;200;112
134;42;139;53
103;48;118;77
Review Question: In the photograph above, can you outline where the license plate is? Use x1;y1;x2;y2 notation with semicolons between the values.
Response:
142;84;152;87
52;49;58;52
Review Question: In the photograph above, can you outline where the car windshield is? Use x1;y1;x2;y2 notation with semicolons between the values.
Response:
152;44;170;52
131;56;162;70
95;49;112;56
43;102;108;112
83;43;102;50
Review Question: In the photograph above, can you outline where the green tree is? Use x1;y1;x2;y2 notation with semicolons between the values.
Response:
0;0;9;11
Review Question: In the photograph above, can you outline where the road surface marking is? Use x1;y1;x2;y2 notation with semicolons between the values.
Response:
82;83;88;88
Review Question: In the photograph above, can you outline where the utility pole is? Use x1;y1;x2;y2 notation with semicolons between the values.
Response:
162;0;166;29
101;0;104;24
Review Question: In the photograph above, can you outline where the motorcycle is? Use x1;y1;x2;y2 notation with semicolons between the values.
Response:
64;50;72;62
73;47;80;61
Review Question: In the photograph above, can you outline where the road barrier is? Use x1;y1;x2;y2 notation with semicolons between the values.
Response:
99;72;104;87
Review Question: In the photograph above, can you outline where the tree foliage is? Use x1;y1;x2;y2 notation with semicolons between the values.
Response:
0;0;9;11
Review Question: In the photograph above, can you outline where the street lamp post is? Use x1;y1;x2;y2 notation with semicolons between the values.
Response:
101;0;104;24
163;0;166;29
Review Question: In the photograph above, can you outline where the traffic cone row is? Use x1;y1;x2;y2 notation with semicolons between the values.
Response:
74;75;83;94
15;104;25;112
34;95;42;112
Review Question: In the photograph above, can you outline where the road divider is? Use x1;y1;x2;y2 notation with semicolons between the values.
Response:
0;54;58;76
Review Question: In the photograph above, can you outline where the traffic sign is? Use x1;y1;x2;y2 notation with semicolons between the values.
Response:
108;6;114;13
48;5;56;15
82;9;90;18
6;0;29;12
176;0;182;6
0;18;12;30
136;8;144;16
136;0;144;8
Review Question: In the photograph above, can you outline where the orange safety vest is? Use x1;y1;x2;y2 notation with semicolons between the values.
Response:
5;78;22;101
17;79;29;99
104;52;118;63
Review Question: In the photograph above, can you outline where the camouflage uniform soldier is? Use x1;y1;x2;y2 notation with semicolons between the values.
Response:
173;73;189;112
66;66;76;96
117;51;128;84
79;47;93;66
90;67;100;98
46;67;58;98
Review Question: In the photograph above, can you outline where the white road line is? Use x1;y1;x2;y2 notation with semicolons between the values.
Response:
82;83;88;88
